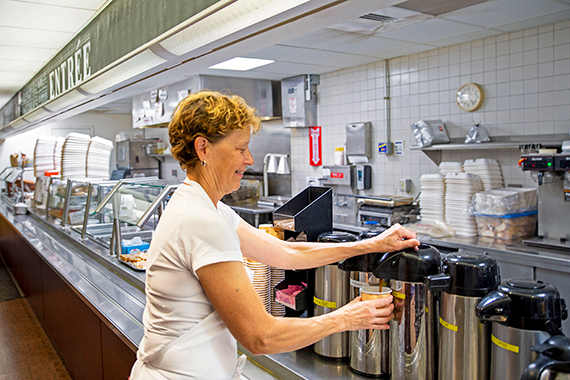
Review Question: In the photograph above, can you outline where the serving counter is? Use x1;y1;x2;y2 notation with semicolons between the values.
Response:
3;194;570;379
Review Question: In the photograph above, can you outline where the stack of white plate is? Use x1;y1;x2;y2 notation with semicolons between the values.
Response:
61;133;91;179
270;267;286;317
54;137;65;173
463;158;504;191
419;173;445;222
444;172;483;236
86;136;114;179
439;161;463;176
33;136;57;177
244;258;271;314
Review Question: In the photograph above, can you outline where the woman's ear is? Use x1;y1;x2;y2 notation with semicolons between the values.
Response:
194;136;208;161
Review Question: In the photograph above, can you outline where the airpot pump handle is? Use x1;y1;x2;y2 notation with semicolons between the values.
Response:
475;290;512;322
424;273;450;293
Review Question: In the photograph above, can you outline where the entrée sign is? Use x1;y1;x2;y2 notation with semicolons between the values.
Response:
49;39;92;99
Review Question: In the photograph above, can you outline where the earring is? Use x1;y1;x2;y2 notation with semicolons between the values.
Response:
201;160;206;166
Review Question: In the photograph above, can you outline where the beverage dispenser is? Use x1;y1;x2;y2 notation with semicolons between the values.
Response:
521;334;570;380
338;227;389;377
476;279;568;380
373;244;442;380
313;231;357;359
519;150;570;251
426;251;501;380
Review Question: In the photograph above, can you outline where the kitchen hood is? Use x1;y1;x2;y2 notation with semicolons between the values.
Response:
131;75;282;128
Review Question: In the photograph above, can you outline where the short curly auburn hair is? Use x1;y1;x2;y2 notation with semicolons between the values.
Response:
169;90;261;170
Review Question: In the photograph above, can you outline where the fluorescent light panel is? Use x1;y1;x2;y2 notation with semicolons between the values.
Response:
209;57;273;71
160;0;310;56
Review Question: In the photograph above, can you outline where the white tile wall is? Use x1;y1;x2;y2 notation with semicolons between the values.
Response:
290;21;570;197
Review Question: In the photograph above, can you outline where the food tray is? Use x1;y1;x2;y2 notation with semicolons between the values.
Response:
118;257;146;271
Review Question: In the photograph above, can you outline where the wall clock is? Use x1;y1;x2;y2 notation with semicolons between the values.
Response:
456;83;485;112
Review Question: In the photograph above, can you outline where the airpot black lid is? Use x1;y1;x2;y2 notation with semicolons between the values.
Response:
477;279;568;332
372;244;441;282
317;231;358;243
337;228;387;273
443;251;500;297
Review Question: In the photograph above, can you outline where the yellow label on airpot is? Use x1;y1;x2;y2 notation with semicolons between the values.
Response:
439;317;458;332
392;291;405;300
492;334;520;353
313;296;337;309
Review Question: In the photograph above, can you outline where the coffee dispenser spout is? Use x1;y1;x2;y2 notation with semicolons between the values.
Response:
475;290;511;322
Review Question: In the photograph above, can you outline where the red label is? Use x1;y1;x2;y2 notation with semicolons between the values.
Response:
331;172;343;178
309;126;322;166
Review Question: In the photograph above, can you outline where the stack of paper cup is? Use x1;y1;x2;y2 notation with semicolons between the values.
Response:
259;224;286;317
243;258;271;314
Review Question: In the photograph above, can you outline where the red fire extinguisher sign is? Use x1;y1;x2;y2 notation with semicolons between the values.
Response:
309;126;322;166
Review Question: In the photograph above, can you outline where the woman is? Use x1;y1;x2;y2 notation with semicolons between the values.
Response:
130;91;420;379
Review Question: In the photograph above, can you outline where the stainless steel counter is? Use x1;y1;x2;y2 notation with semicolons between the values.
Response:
4;203;570;379
0;203;146;351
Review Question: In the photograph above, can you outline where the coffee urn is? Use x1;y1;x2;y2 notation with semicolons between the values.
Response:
476;279;568;380
337;228;389;377
373;244;442;380
313;231;357;358
426;251;500;380
521;334;570;380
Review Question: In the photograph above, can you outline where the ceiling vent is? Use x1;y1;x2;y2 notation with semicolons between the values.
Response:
327;13;399;34
359;13;398;23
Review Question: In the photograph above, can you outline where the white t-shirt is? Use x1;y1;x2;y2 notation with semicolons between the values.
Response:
136;178;243;374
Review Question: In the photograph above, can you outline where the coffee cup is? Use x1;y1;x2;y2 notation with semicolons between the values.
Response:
360;286;392;301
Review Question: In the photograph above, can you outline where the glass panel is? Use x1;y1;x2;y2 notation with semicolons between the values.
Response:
46;177;67;221
96;179;179;226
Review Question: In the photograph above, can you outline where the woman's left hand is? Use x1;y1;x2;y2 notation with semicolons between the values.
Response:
369;224;420;253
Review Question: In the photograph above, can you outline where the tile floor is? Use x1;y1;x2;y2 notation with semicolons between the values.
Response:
0;298;72;380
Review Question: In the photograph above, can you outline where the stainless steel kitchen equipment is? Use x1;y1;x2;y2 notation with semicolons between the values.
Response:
521;334;570;380
346;122;371;164
313;231;357;359
477;279;568;380
281;75;318;128
373;244;442;380
520;152;570;250
426;251;500;380
357;196;419;227
115;139;160;178
338;227;389;377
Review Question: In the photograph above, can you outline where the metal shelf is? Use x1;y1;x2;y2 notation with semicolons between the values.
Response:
410;133;569;164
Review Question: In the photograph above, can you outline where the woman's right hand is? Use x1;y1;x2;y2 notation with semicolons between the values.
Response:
331;295;394;331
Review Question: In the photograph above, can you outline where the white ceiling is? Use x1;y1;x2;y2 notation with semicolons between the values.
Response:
2;0;570;115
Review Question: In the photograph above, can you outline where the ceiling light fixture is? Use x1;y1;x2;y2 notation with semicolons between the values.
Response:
160;0;311;57
209;57;274;71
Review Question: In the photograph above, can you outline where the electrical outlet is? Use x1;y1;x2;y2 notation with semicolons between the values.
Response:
400;179;411;192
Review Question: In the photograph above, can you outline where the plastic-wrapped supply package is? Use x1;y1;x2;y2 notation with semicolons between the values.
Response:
411;120;450;148
471;188;537;216
471;188;538;240
465;122;491;144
